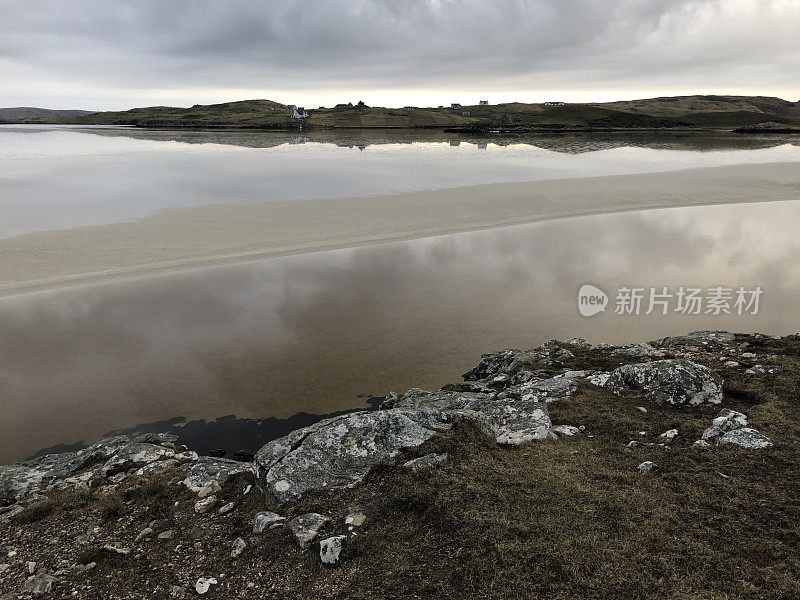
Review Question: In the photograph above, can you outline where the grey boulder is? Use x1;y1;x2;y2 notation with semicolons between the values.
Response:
718;428;773;449
255;410;450;503
604;359;723;406
699;409;749;444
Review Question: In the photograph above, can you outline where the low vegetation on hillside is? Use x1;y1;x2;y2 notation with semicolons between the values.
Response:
3;95;799;130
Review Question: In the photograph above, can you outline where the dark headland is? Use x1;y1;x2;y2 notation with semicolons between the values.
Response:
2;95;800;132
1;330;798;599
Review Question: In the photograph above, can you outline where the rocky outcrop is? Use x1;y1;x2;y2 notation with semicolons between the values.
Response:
604;359;723;406
653;330;736;348
0;433;188;508
254;410;455;503
694;409;772;449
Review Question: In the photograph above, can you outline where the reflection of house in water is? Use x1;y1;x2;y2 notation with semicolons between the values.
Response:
478;142;488;150
290;136;309;144
449;140;461;147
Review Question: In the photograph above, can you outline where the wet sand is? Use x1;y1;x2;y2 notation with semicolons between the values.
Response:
1;161;799;297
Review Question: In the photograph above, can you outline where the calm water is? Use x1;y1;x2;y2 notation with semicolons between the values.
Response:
1;125;799;238
1;127;799;461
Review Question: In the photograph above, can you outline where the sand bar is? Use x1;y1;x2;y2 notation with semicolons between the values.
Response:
1;161;799;297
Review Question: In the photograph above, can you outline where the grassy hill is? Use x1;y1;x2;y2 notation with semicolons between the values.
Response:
3;95;799;130
0;107;92;122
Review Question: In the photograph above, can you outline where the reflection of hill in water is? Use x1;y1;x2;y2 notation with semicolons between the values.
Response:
75;126;799;154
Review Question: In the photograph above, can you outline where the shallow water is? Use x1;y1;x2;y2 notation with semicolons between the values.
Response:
1;199;799;462
1;125;799;238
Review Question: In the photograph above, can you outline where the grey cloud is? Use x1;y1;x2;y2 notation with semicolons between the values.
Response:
0;0;798;107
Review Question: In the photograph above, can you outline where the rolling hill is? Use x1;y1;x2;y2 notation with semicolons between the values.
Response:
2;95;799;130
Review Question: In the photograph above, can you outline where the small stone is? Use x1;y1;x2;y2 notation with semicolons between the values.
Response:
217;502;236;515
288;513;330;548
625;440;639;452
637;406;648;413
170;585;187;598
21;573;56;595
0;563;9;574
230;537;246;558
319;535;346;565
134;527;154;543
741;352;757;359
693;440;711;448
101;544;130;555
402;453;449;471
552;425;581;437
27;561;36;574
253;511;285;533
745;365;783;375
194;495;218;514
157;530;174;541
344;506;380;536
638;461;657;474
659;429;678;441
195;577;218;595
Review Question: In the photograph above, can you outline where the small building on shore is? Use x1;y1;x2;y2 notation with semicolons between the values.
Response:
544;101;565;106
290;106;309;119
451;103;462;109
479;100;489;105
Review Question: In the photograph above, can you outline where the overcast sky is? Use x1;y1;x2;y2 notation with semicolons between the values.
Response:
1;0;798;110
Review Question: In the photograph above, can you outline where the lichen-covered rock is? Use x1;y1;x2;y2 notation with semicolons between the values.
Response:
253;511;285;533
182;457;252;493
519;376;579;403
611;343;664;358
1;434;180;507
718;428;773;449
403;453;449;471
552;425;581;437
21;573;56;595
255;410;449;502
654;330;735;348
638;461;657;474
700;409;749;444
319;535;346;565
230;537;246;558
256;393;555;501
288;513;330;548
745;364;783;375
604;359;723;406
100;443;176;476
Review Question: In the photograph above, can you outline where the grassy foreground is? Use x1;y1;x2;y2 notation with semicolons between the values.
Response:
1;333;798;599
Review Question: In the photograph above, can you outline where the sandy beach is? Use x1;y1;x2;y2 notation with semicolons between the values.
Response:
2;161;799;297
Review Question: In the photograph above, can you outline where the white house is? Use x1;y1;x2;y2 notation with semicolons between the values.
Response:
544;101;565;106
290;106;309;119
451;103;462;109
